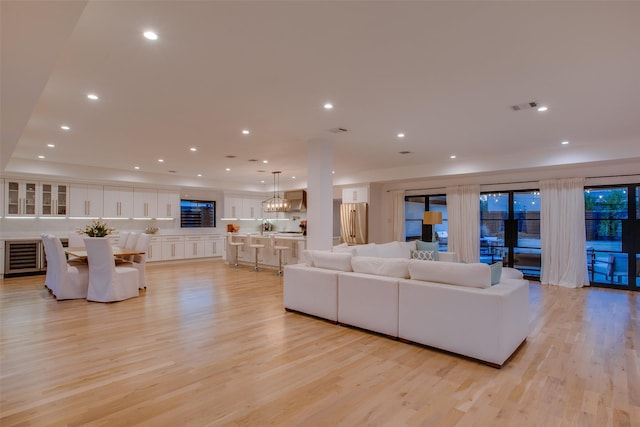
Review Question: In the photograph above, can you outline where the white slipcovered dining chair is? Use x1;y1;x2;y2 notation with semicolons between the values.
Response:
118;231;131;248
131;233;151;289
41;234;89;300
68;231;85;248
84;237;139;302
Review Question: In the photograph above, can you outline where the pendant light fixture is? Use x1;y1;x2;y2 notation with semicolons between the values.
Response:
262;171;291;213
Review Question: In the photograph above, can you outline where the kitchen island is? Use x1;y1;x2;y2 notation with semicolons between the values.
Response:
225;233;306;271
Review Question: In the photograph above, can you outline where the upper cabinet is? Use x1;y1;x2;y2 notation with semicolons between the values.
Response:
224;196;263;219
342;186;369;204
40;182;68;217
157;191;180;219
103;186;134;218
133;188;158;219
5;180;38;217
69;184;103;217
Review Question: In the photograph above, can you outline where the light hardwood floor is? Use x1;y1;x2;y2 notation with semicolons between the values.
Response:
1;260;638;426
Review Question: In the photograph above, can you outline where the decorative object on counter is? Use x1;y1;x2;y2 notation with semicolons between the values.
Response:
262;171;291;213
299;220;307;236
262;220;273;232
144;227;159;234
78;219;115;237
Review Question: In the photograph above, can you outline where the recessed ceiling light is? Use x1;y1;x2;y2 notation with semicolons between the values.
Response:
262;160;268;164
292;176;296;179
323;103;333;110
242;129;250;135
225;168;231;172
143;31;158;40
450;155;457;159
190;147;197;152
158;159;164;163
260;180;265;184
47;143;55;148
197;173;202;177
87;93;99;100
134;166;140;170
60;125;70;131
561;140;570;145
397;133;405;138
38;155;45;159
332;171;335;174
537;106;548;112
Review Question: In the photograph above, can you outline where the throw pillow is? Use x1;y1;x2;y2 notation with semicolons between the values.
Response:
416;240;439;261
411;249;436;261
490;261;503;285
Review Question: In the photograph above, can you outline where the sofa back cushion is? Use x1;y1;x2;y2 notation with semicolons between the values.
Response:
351;256;410;279
376;241;405;258
354;243;378;257
408;259;491;289
312;251;353;271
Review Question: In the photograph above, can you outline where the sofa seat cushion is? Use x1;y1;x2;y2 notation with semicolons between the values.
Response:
351;256;410;279
409;259;491;289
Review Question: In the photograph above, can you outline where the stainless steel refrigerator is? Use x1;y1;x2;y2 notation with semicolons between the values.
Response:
340;203;368;245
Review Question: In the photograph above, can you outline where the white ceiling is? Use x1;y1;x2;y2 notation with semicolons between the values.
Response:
2;1;640;192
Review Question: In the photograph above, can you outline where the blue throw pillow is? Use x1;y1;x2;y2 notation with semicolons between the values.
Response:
416;241;439;261
490;261;503;285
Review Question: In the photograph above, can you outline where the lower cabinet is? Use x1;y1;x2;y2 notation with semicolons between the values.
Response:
162;236;185;260
205;236;225;258
146;236;162;262
184;236;205;259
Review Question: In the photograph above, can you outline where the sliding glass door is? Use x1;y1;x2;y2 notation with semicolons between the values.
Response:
480;190;541;279
585;185;639;291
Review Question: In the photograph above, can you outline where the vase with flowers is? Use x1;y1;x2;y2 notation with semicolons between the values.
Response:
299;220;307;236
78;219;115;237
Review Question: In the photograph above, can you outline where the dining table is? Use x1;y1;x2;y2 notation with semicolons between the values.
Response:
65;246;145;261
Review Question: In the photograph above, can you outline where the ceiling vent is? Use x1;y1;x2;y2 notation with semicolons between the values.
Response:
398;151;412;155
329;127;348;134
510;101;538;111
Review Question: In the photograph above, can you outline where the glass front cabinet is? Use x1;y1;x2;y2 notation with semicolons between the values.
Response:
5;180;38;217
40;183;68;217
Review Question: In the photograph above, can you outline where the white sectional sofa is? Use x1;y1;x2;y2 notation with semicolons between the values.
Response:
283;241;530;367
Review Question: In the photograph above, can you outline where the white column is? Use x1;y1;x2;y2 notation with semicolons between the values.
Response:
306;138;333;250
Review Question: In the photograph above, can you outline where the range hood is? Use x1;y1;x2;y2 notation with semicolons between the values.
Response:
284;190;307;212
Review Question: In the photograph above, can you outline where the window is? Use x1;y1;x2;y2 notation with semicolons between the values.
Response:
180;199;215;228
404;195;448;251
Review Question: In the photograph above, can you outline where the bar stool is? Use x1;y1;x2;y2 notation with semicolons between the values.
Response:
228;233;244;268
248;235;265;272
272;238;290;276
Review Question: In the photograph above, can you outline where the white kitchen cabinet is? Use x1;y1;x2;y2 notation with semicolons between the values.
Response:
40;182;68;217
161;235;184;260
184;235;205;258
157;191;180;219
205;235;225;257
5;180;38;216
224;196;242;219
243;198;262;219
145;236;162;262
342;186;369;204
224;196;263;219
134;188;158;219
70;184;103;217
0;179;4;217
103;186;134;218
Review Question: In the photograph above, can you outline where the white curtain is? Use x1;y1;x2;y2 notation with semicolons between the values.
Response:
446;185;480;263
391;190;406;242
540;177;590;288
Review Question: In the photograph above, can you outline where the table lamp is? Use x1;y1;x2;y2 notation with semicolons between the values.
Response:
422;211;443;242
